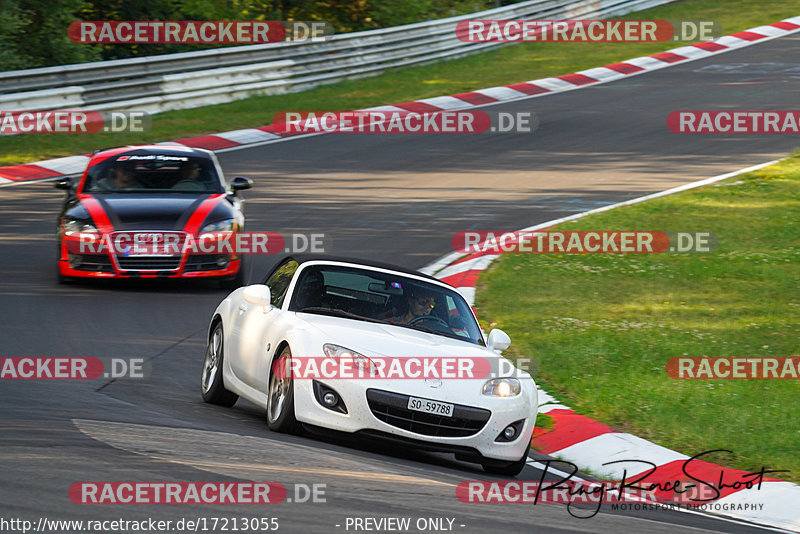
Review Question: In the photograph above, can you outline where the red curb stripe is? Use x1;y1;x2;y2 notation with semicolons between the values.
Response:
650;52;688;64
604;62;644;74
0;164;61;181
438;268;482;288
557;73;598;86
730;31;767;41
692;41;727;52
173;135;240;150
392;101;445;113
532;409;618;453
256;124;292;136
451;92;499;105
651;459;783;501
771;21;800;30
505;83;550;95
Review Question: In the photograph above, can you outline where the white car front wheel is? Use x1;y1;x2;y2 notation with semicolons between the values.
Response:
267;346;302;434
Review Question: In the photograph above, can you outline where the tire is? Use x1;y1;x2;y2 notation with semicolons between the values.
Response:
266;346;302;434
201;322;239;407
481;449;529;477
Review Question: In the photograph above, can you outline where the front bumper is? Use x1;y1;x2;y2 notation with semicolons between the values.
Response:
58;234;241;279
294;378;537;462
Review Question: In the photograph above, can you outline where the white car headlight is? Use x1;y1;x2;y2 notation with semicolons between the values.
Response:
64;218;98;236
323;343;376;375
482;377;520;397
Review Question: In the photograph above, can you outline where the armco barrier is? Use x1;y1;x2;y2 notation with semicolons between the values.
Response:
1;15;798;185
0;0;675;114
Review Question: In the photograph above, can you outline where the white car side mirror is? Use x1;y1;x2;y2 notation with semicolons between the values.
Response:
486;328;511;352
243;284;272;310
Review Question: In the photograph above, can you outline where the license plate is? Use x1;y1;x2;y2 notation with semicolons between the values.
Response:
407;397;454;417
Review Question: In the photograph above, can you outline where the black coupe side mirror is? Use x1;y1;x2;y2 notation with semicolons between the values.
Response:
231;176;253;191
54;177;73;191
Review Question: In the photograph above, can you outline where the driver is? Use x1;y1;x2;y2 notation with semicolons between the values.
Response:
389;287;435;324
97;163;140;191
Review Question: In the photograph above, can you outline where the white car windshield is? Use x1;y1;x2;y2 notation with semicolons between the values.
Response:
289;264;485;346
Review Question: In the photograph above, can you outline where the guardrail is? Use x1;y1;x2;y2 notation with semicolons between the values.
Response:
0;0;675;114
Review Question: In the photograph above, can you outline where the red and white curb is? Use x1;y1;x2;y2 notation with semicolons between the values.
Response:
421;160;800;532
2;15;800;186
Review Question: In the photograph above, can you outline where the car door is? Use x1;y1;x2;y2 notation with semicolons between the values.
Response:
229;259;299;390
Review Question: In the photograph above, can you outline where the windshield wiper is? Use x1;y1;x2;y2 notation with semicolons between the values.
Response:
297;307;389;324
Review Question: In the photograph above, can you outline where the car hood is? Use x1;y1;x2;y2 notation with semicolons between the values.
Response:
294;312;495;360
81;193;228;231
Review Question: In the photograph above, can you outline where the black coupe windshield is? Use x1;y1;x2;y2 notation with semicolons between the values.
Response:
83;155;225;193
289;264;485;346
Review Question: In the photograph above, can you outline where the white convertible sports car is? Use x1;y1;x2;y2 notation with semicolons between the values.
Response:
201;255;538;475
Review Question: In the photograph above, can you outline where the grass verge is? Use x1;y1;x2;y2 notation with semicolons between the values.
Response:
2;0;799;165
476;154;800;482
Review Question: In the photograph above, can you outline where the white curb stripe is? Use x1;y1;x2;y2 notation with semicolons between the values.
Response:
435;254;499;279
455;286;476;304
575;67;626;82
35;155;91;174
526;77;577;91
415;96;471;110
538;403;571;413
625;56;674;69
472;86;531;101
214;128;280;144
666;45;716;60
714;35;752;48
747;25;791;37
551;432;689;478
715;482;800;531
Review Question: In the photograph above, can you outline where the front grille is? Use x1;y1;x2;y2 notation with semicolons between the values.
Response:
115;256;181;271
69;254;113;273
366;389;491;438
183;254;230;272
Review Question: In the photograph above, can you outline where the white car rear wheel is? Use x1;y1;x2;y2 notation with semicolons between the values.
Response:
201;322;239;407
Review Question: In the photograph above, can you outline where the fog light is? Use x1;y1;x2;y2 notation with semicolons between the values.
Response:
503;425;517;440
216;256;229;267
68;254;82;268
323;392;337;406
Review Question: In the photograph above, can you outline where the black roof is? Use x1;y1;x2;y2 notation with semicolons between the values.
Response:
95;145;214;159
278;254;440;282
